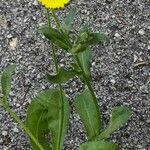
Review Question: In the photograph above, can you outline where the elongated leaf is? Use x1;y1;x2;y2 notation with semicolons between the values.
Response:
48;90;70;150
63;7;76;32
79;141;118;150
99;106;132;139
77;48;92;80
39;26;71;50
1;65;16;98
74;89;101;140
47;68;76;83
26;89;70;150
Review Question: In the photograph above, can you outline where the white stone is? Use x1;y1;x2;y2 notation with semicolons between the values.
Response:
7;34;13;39
138;29;145;35
16;103;20;107
37;74;41;79
13;127;19;133
2;131;7;136
60;63;65;67
133;54;138;62
0;138;3;143
9;37;18;49
110;78;116;84
33;0;38;5
92;62;96;66
114;32;120;38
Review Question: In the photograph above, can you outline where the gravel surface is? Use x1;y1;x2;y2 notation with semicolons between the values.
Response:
0;0;150;150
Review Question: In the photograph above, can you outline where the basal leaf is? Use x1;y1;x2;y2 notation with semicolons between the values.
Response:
47;90;70;150
1;65;16;98
99;106;132;139
63;7;76;32
47;68;76;84
79;141;118;150
39;26;71;51
77;48;92;80
26;89;70;150
74;89;101;140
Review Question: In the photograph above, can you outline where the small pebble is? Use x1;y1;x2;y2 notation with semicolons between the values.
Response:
2;131;7;136
7;34;13;39
33;0;38;6
110;78;116;84
114;32;121;38
9;37;18;49
138;29;145;35
12;127;19;133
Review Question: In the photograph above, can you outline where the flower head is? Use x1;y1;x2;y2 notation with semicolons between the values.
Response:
39;0;69;9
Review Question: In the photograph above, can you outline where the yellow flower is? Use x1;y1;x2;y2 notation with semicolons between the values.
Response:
39;0;69;9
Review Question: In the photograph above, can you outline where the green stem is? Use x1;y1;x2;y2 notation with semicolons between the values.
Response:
47;9;51;27
52;45;64;150
51;44;59;72
47;9;64;150
1;103;44;150
51;10;61;29
51;9;72;49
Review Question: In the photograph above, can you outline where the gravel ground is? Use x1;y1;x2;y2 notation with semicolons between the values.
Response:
0;0;150;150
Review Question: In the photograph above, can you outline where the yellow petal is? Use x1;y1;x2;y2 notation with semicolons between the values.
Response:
39;0;69;9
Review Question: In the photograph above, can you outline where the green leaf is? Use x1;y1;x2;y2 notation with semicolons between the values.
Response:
71;31;91;53
79;141;118;150
77;48;92;80
26;89;70;150
39;26;71;51
25;90;53;150
1;65;16;98
47;68;77;84
99;106;132;139
26;101;51;150
63;7;76;32
74;89;101;140
48;90;70;150
71;25;109;53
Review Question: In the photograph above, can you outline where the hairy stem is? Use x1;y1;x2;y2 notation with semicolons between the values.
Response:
47;9;51;27
51;9;72;49
51;9;61;28
47;9;64;150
